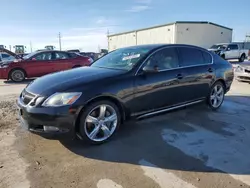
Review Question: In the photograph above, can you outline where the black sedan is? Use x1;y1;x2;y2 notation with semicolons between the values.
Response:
17;44;234;144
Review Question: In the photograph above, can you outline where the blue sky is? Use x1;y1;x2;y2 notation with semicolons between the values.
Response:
0;0;249;52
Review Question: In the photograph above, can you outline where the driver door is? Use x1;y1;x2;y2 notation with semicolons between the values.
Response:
24;52;54;77
131;47;185;115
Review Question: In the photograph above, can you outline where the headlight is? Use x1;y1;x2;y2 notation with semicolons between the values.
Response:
42;92;82;107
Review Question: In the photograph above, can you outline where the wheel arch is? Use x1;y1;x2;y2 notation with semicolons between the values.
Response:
8;67;27;79
74;95;128;133
213;78;226;90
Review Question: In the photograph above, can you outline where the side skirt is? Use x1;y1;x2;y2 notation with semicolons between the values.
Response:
136;99;204;120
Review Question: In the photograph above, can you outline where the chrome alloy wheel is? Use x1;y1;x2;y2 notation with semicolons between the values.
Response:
210;84;224;108
84;104;118;142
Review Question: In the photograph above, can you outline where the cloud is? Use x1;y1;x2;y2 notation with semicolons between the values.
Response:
127;5;151;12
127;0;152;12
96;17;108;24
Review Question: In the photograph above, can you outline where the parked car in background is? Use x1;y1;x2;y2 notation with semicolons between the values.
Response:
208;43;248;62
0;53;16;62
17;44;234;144
79;52;98;61
0;50;92;82
67;49;80;53
235;61;250;82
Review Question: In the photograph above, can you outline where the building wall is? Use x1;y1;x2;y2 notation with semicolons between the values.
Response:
136;24;175;45
175;23;232;48
108;25;175;51
108;23;233;51
108;32;136;51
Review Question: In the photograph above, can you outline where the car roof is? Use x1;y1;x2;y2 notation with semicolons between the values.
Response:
119;44;208;51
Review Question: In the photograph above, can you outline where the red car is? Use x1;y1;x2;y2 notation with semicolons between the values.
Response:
0;49;92;82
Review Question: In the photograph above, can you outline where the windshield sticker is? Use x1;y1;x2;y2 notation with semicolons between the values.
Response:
122;54;140;61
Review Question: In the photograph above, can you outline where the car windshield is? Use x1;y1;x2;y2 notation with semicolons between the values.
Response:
91;46;153;70
210;44;227;50
23;52;38;59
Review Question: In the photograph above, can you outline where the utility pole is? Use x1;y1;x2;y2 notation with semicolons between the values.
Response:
58;32;62;51
246;33;250;42
9;45;11;51
30;41;33;52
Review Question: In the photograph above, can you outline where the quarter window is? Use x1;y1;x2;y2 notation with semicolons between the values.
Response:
202;51;212;64
178;47;206;67
144;48;179;71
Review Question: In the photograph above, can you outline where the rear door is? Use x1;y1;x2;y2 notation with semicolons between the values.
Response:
24;52;54;77
52;51;72;72
176;47;215;102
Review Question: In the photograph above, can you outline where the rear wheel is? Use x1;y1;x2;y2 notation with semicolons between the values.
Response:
10;69;25;82
78;100;121;144
207;81;225;110
239;54;245;62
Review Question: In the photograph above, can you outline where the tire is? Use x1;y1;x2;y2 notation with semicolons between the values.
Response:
221;54;225;59
239;54;245;62
10;69;25;82
78;100;121;144
207;81;225;110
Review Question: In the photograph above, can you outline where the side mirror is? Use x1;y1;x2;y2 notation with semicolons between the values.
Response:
142;65;159;74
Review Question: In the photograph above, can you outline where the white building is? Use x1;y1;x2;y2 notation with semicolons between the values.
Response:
108;21;233;51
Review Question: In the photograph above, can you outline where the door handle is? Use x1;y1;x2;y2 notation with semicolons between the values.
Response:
176;74;183;79
207;68;213;73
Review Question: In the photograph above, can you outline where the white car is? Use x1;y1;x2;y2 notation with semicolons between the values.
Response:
208;43;248;62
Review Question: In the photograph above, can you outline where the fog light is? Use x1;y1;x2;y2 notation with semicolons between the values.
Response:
43;126;59;132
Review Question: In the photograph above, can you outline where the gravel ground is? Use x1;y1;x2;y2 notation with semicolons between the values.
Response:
0;79;250;188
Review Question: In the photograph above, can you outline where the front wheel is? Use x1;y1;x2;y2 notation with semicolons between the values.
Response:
78;100;121;144
207;82;225;110
10;69;25;82
239;54;245;62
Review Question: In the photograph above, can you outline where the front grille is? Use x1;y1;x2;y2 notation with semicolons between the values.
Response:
239;76;250;81
21;90;36;105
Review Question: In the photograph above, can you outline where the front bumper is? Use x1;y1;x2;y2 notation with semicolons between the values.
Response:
0;68;9;79
235;72;250;82
17;97;78;139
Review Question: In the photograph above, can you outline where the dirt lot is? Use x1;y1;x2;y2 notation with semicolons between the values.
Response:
1;78;250;188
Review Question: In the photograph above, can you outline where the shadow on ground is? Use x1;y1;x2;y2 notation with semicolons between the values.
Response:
60;95;250;176
3;79;34;85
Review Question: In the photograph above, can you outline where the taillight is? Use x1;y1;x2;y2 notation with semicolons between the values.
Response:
88;58;93;64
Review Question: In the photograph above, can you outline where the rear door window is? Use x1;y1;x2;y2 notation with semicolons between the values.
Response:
54;52;69;60
227;44;238;50
178;47;208;67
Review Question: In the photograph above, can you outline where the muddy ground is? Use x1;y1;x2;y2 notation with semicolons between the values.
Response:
0;80;250;188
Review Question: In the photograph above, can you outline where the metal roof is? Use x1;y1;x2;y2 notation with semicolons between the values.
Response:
108;21;233;37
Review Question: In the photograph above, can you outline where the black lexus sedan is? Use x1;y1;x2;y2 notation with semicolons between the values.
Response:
17;44;234;144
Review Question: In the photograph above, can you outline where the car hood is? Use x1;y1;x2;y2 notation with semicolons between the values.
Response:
239;61;250;69
0;48;22;59
26;66;126;95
